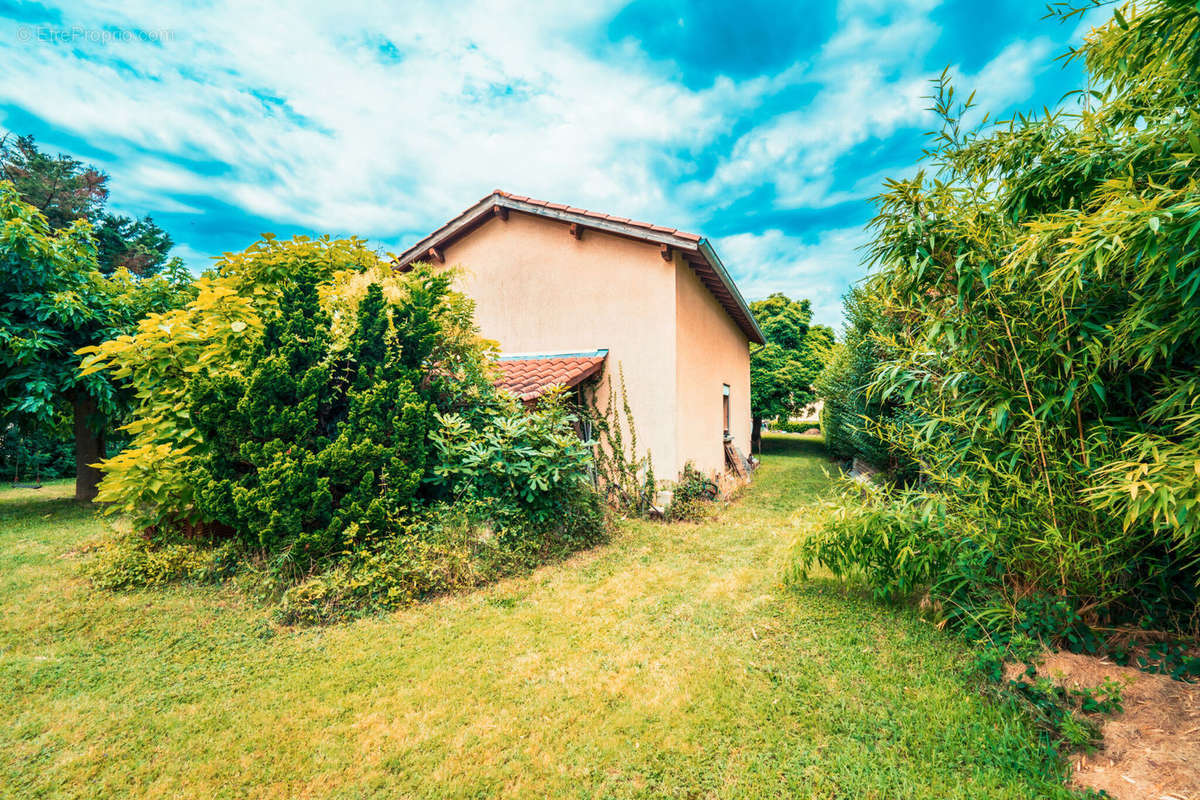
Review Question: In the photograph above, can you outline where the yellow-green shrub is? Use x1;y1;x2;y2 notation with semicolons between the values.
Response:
88;534;239;589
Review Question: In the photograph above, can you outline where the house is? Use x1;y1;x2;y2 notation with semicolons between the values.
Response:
395;191;764;478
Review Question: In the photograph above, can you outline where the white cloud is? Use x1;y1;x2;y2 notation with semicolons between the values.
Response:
718;226;872;330
1;0;746;238
0;0;1077;328
953;37;1058;118
702;1;941;210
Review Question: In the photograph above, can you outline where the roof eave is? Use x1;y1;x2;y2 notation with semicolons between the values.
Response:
696;239;766;345
394;193;498;268
394;191;765;345
395;192;702;268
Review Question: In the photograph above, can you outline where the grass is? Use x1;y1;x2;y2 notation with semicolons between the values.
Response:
0;435;1073;799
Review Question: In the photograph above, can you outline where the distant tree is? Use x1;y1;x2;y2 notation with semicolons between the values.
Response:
0;181;193;500
0;133;175;276
0;133;107;230
813;287;908;471
93;213;176;276
749;293;833;450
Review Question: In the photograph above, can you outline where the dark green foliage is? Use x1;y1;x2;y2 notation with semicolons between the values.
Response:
0;181;193;500
92;213;175;276
666;461;718;522
1;132;176;276
189;274;430;567
1106;633;1200;681
0;416;74;482
429;389;596;533
814;289;895;468
0;132;107;230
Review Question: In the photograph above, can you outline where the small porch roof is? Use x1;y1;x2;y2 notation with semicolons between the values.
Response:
494;349;608;402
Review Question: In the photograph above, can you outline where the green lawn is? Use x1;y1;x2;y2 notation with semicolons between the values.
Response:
1;435;1070;799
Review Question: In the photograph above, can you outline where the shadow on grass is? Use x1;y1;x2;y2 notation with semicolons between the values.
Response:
788;574;879;607
758;432;829;460
0;481;87;525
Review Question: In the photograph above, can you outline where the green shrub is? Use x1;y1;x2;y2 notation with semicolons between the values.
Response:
794;474;1194;656
82;235;607;621
188;273;431;569
768;419;819;435
89;534;239;589
428;388;595;532
813;289;909;472
276;491;605;625
789;482;962;612
81;236;380;532
666;461;718;522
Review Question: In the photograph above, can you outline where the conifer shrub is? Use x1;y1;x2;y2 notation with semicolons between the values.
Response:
80;236;605;620
187;274;431;570
813;289;905;471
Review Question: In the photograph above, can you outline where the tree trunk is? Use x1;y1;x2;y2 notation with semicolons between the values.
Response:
73;389;104;502
751;415;763;454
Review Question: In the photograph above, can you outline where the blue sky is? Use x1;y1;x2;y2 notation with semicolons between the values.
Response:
0;0;1107;327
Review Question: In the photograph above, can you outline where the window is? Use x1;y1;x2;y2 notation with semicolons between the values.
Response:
722;384;731;437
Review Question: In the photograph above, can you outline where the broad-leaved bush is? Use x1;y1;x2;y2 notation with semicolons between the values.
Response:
81;235;604;619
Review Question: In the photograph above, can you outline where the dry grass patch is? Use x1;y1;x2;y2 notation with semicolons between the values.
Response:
1016;652;1200;800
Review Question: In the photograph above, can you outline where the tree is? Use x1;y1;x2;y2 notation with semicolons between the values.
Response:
748;293;832;450
814;288;902;469
84;237;539;558
0;134;187;498
0;133;107;230
0;181;192;500
1;133;175;276
81;237;499;532
93;213;176;276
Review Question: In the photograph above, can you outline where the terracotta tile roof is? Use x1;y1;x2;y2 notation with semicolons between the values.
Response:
494;350;607;402
394;191;765;344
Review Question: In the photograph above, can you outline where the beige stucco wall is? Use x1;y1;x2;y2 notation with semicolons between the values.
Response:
434;209;752;481
439;211;680;474
674;258;752;476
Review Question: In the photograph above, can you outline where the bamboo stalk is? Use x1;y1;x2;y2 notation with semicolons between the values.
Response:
996;304;1060;535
